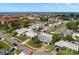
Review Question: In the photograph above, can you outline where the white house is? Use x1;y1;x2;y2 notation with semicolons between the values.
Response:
15;28;29;36
25;29;37;38
55;40;79;51
72;32;79;39
38;32;52;45
73;32;79;37
15;28;37;38
29;23;45;30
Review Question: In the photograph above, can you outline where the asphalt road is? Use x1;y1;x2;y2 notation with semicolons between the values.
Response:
0;31;52;55
0;31;31;55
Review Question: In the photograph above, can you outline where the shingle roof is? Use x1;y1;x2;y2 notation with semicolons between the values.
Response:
38;32;52;43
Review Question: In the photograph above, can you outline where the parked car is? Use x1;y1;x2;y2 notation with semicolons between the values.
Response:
28;51;33;55
13;43;17;46
10;47;16;52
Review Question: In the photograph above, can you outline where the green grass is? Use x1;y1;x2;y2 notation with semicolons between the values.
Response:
45;44;55;52
0;41;10;50
15;48;21;55
9;48;21;55
16;35;27;41
3;31;12;38
57;48;79;55
27;40;42;48
3;39;14;47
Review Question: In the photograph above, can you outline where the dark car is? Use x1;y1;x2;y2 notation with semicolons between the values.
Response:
13;43;17;46
10;48;16;52
0;37;1;40
55;47;61;52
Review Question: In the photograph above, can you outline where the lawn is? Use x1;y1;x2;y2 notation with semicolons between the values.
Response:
3;31;12;38
45;44;55;52
0;41;10;50
8;48;21;55
3;39;14;47
57;48;79;55
27;40;42;48
16;35;27;41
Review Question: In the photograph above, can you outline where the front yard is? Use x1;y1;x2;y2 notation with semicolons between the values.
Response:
16;35;27;41
45;44;55;52
9;48;21;55
27;39;42;48
3;39;14;47
0;41;10;50
57;48;79;55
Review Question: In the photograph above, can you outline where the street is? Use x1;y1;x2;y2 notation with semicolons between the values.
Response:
0;31;52;55
0;31;31;55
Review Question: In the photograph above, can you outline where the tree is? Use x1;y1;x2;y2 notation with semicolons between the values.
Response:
75;21;79;25
64;35;74;41
52;34;61;44
40;17;48;22
11;31;17;37
21;20;29;27
9;21;21;31
66;21;78;31
32;36;41;44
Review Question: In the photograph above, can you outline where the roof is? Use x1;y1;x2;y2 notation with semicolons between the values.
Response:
54;28;73;35
73;32;79;36
55;40;79;51
38;32;52;43
29;23;45;30
25;31;37;38
15;28;37;37
15;28;28;35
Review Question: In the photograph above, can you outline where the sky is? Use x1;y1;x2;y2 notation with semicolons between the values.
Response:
0;3;79;12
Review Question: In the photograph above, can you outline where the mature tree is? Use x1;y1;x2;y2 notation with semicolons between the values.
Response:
11;31;17;37
40;17;48;22
75;21;79;25
9;21;21;31
32;36;41;44
66;21;78;31
21;20;29;27
52;34;61;44
64;35;74;41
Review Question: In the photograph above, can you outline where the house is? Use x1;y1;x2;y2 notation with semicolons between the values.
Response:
25;29;37;38
15;28;37;38
29;23;45;30
54;28;73;36
38;32;52;45
55;40;79;51
15;28;29;36
72;32;79;39
73;32;79;37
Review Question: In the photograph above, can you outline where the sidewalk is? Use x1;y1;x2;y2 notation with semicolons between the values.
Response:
22;39;30;45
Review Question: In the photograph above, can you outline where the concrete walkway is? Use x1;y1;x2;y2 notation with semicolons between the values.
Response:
22;39;30;45
2;40;12;47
